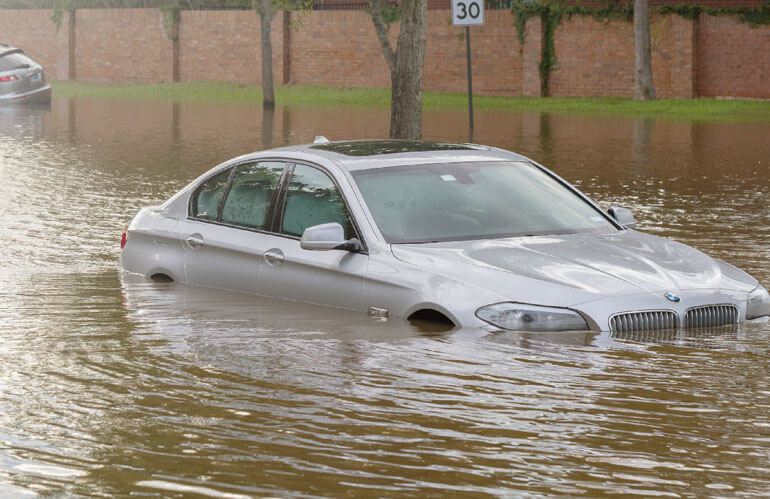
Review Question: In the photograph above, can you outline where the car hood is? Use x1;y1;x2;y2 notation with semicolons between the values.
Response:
390;230;756;303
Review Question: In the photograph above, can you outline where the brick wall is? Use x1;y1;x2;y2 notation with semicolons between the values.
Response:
423;10;523;95
0;9;68;80
561;0;765;6
279;9;522;95
1;8;768;99
179;9;284;84
288;10;392;88
74;9;173;82
548;14;700;99
698;14;770;99
550;16;635;97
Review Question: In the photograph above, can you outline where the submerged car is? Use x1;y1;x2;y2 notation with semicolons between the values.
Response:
0;44;52;104
120;139;770;333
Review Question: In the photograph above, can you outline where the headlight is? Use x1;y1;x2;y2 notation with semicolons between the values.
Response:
747;284;770;319
476;302;589;332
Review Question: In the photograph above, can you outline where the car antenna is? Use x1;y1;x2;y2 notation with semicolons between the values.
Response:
313;136;330;144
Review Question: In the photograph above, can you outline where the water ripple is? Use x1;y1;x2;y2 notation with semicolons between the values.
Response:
1;101;769;496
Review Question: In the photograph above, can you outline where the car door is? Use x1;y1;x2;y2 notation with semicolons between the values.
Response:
180;161;287;294
256;163;367;311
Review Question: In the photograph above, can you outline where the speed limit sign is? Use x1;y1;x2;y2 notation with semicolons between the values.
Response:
452;0;485;26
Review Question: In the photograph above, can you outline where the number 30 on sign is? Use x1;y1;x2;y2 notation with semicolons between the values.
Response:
452;0;485;26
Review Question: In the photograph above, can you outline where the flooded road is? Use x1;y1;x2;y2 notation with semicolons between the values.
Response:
1;98;769;497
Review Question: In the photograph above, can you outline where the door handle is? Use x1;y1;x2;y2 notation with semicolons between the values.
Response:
263;248;284;266
186;233;204;249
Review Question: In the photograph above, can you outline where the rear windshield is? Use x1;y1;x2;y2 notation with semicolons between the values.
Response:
0;52;37;72
352;161;617;243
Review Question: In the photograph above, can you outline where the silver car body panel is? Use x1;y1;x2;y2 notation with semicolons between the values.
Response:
120;142;764;331
0;46;52;104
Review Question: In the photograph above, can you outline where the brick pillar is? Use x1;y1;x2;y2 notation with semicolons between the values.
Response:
172;12;180;82
68;10;76;80
670;14;698;98
282;11;291;84
522;16;542;97
53;10;74;80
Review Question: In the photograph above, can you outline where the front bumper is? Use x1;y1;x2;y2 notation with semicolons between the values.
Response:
574;288;750;332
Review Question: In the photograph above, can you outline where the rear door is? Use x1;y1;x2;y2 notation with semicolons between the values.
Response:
180;161;287;294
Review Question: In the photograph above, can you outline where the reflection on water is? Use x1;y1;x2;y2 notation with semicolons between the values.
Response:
1;97;769;496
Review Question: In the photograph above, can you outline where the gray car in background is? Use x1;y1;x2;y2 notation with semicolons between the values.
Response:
0;44;52;104
120;139;770;333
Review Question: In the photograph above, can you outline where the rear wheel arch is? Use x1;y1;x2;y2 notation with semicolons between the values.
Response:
145;266;179;284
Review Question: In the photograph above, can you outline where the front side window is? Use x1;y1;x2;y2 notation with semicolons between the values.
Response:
220;162;285;230
281;164;354;239
352;161;617;243
191;168;231;221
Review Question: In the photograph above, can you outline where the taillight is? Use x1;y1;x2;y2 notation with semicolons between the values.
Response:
0;75;19;82
121;227;128;250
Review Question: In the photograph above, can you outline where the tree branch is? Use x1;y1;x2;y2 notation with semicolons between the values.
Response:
369;0;396;73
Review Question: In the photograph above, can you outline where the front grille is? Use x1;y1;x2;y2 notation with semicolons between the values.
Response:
610;311;678;333
684;305;738;328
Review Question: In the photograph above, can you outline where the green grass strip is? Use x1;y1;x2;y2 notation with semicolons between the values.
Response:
51;81;770;122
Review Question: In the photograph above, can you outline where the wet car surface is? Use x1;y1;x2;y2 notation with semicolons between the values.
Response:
120;139;770;332
3;98;770;497
0;44;51;104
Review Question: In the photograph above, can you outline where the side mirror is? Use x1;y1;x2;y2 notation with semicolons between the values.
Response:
608;206;637;229
300;222;362;252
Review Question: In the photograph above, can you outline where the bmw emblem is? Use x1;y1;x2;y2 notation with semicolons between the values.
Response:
664;292;681;303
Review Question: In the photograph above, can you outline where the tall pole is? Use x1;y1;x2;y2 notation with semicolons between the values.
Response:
465;25;474;138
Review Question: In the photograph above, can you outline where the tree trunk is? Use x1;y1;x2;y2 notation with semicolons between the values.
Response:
370;0;427;140
258;0;275;109
633;0;656;101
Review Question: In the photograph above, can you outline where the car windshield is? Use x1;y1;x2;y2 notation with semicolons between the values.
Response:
352;161;617;243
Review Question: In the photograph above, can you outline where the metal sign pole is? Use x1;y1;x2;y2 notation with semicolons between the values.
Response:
452;0;483;140
466;25;474;137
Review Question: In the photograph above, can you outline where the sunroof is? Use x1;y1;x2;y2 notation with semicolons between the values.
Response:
311;140;477;157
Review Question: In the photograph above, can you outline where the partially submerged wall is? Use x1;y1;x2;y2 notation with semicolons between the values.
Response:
697;14;770;99
178;10;284;84
549;14;700;99
74;9;174;82
1;8;767;99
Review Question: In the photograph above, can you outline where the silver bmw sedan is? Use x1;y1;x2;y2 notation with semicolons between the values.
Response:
120;139;770;332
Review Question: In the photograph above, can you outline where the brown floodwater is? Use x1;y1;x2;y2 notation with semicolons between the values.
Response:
0;98;769;497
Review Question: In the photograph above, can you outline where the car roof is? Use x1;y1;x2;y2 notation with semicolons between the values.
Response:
265;139;528;171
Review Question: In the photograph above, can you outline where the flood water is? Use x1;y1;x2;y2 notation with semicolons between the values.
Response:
1;97;769;497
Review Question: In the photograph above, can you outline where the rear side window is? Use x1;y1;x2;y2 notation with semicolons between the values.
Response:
220;162;285;230
190;169;231;221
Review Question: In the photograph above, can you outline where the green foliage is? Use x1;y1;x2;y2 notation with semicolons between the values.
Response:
51;0;77;30
275;0;315;29
510;1;542;48
49;81;770;122
511;0;632;48
511;0;769;97
366;2;401;27
380;4;401;25
160;2;181;41
564;1;633;24
660;1;770;27
538;6;561;97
